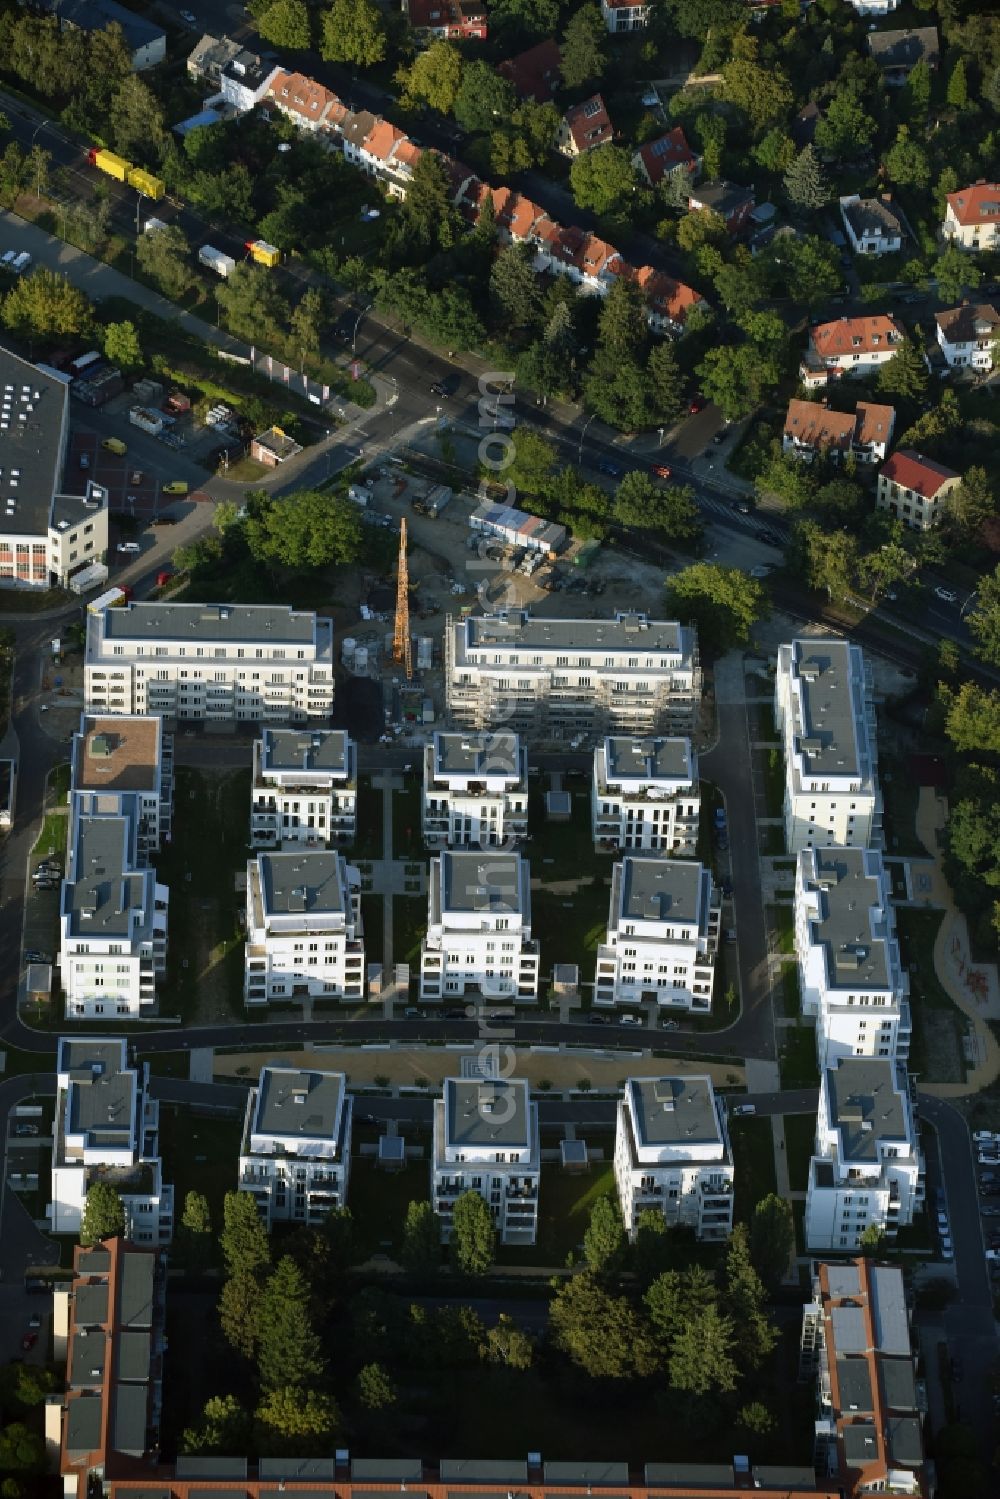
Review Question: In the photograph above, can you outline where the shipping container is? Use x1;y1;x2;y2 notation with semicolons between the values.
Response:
69;350;103;378
87;586;128;614
129;406;164;436
246;238;281;267
126;166;165;200
88;147;130;182
199;244;237;278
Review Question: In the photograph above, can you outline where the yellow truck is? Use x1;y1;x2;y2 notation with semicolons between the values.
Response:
246;239;281;268
127;167;165;201
88;148;130;182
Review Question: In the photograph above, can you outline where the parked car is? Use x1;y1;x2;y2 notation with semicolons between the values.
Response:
934;586;958;604
116;542;140;555
444;1007;466;1020
725;928;737;943
733;499;752;515
597;459;623;477
129;470;143;485
430;374;460;398
974;1131;1000;1145
24;950;50;964
28;1313;41;1330
661;1019;679;1031
162;480;188;495
688;395;706;414
714;807;727;829
619;1013;644;1027
940;1236;954;1261
732;1103;756;1117
13;1123;39;1137
720;880;734;897
716;832;730;851
588;1014;609;1026
20;1332;37;1351
33;879;58;891
651;463;672;479
403;1007;424;1020
78;452;90;470
981;1206;1000;1217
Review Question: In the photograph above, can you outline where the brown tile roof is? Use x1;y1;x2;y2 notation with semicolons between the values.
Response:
783;399;854;451
934;302;1000;341
563;93;613;152
635;126;698;186
810;315;905;360
363;118;407;162
854;401;895;449
267;69;338;122
498;38;561;102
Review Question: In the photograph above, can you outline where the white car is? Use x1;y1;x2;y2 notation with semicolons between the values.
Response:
619;1013;644;1027
940;1236;954;1261
934;586;958;604
116;542;140;554
732;1103;757;1117
974;1131;1000;1145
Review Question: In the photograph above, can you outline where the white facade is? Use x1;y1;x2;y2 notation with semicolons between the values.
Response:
614;1076;734;1240
795;847;911;1068
244;851;364;1006
60;812;168;1020
846;0;900;12
238;1066;352;1230
445;609;701;741
422;731;528;849
592;736;699;853
943;185;1000;251
600;0;649;31
250;728;356;848
420;851;539;1002
805;1057;923;1252
594;857;719;1012
775;639;880;854
50;1037;173;1245
432;1077;540;1244
84;601;335;723
71;714;173;857
934;303;999;370
838;195;904;256
220;51;280;112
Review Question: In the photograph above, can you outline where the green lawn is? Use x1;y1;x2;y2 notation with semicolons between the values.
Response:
778;963;801;1017
761;747;785;818
353;775;383;859
47;762;71;804
524;789;613;883
158;1107;244;1254
349;1157;432;1259
783;1113;816;1194
393;894;426;969
769;905;795;955
730;1116;778;1224
533;877;610;992
779;1025;820;1089
391;780;423;859
32;810;69;860
506;1162;616;1267
894;908;952;1010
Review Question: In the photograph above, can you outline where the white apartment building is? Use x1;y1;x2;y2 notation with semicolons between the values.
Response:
876;448;961;532
50;1037;173;1245
219;49;280;112
805;1057;923;1252
0;343;109;590
84;601;335;723
238;1065;352;1230
445;609;701;741
420;851;539;1003
614;1076;734;1240
60;813;168;1020
846;0;901;12
71;714;173;857
600;0;649;32
592;736;699;853
935;302;1000;371
799;315;905;387
795;847;911;1068
594;857;720;1013
244;851;364;1006
775;640;880;854
432;1077;540;1244
943;182;1000;251
422;731;528;849
250;728;356;848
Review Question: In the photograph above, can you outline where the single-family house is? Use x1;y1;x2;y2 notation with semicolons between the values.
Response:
943;182;1000;251
220;49;280;113
782;399;895;464
876;449;961;531
867;27;939;84
403;0;488;40
187;34;242;84
498;39;562;102
839;194;906;257
266;71;340;133
799;315;906;386
934;303;1000;371
633;128;700;190
687;180;755;236
33;0;166;71
600;0;649;32
556;95;613;157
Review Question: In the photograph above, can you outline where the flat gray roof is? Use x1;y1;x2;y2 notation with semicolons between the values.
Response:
628;1076;722;1148
543;1464;629;1486
349;1460;423;1481
441;850;523;914
836;1355;874;1413
644;1465;734;1488
619;857;704;924
880;1357;917;1411
102;601;319;644
827;1058;907;1162
78;1247;111;1272
604;736;692;782
886;1414;923;1467
176;1458;248;1479
120;1252;154;1328
75;1283;109;1326
827;1264;862;1299
870;1264;909;1354
444;1077;531;1148
65;815;148;940
113;1380;148;1456
841;1422;878;1465
116;1329;152;1382
260;851;345;916
258;1460;336;1481
808;848;891;990
463;610;689;656
67;1065;135;1144
433;730;520;777
790;639;864;778
0;344;67;539
59;1037;124;1077
260;727;348;775
254;1067;345;1140
440;1462;527;1483
66;1394;103;1456
70;1331;106;1386
830;1305;867;1355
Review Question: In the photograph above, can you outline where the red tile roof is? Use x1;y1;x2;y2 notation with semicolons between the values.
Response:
267;70;339;121
880;448;959;499
946;182;1000;227
810;315;905;360
363;118;407;162
626;264;702;323
498;38;562;102
854;401;895;449
784;399;855;450
563;94;613;153
635;127;698;187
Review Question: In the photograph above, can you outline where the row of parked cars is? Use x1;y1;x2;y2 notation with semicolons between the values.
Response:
973;1132;1000;1265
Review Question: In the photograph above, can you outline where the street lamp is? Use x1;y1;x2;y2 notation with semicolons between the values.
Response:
960;588;979;619
657;426;665;448
578;412;598;467
352;301;374;355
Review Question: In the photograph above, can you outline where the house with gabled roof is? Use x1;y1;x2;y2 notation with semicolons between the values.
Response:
867;26;939;84
783;399;895;465
266;71;340;133
935;302;1000;370
876;449;961;531
627;265;704;335
943;182;1000;251
601;0;650;32
687;180;755;236
556;95;614;157
498;38;562;102
799;315;906;386
633;127;700;189
403;0;488;40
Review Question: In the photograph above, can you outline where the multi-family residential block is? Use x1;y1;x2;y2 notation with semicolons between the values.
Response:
0;344;109;590
84;601;335;722
60;813;168;1019
600;0;649;32
935;302;1000;370
801;1259;928;1499
799;315;906;387
805;1057;923;1251
36;0;166;70
420;850;539;1002
445;609;701;740
70;714;173;857
838;194;905;256
592;736;699;853
556;95;613;156
775;640;880;853
244;851;364;1006
50;1037;173;1243
432;1077;539;1244
422;731;528;849
250;728;356;848
876;448;961;531
782;399;894;465
614;1076;734;1240
845;0;901;13
594;857;719;1013
943;181;1000;251
795;847;911;1067
238;1065;351;1230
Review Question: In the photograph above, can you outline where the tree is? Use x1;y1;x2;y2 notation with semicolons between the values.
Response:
644;1268;686;1355
0;1425;44;1475
885;126;931;190
582;1194;627;1278
569;144;638;215
859;541;914;600
968;565;1000;666
450;1190;495;1276
102;320;141;372
753;127;796;176
485;1313;534;1369
490;243;543;329
668;0;743;37
176;1190;212;1273
663;563;767;652
720;37;793;133
403;152;460;251
669;1304;739;1394
399;40;463;116
723;1223;778;1371
560;4;605;91
948;467;995;539
583;351;655;431
860;1224;886;1255
933;243;982;305
180;1394;250;1456
221;1190;271;1278
258;1256;326;1393
943;683;1000;754
499;429;557;498
216;264;290;344
876;334;929;402
676;207;727;254
633;1210;670;1287
694;111;726;180
783;145;832;210
598;278;648;359
750;1193;796;1291
647;341;684;423
254;1387;340;1456
550;1272;659;1378
946;58;968;111
400;1199;442;1274
109;73;166;163
768;234;840;309
245;491;363;571
321;0;385;65
290;287;325;372
697;343;781;421
615;473;702;544
904;59;932;123
357;1362;397;1409
257;0;312;49
738;1401;775;1437
3;267;92;338
794;519;859;602
80;1181;125;1246
453;62;516;133
814;86;876;161
136;223;197;301
219;1271;260;1359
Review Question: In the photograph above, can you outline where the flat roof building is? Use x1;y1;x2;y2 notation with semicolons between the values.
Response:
614;1076;734;1239
250;727;356;847
238;1065;352;1230
420;850;539;1002
422;730;528;848
71;713;173;853
432;1077;540;1244
244;850;364;1006
592;735;699;854
595;857;719;1013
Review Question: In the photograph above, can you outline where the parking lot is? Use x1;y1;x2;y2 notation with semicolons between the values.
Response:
974;1131;1000;1269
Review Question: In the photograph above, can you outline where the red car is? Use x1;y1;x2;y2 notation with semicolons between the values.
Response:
651;464;672;480
21;1331;37;1351
688;395;706;414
